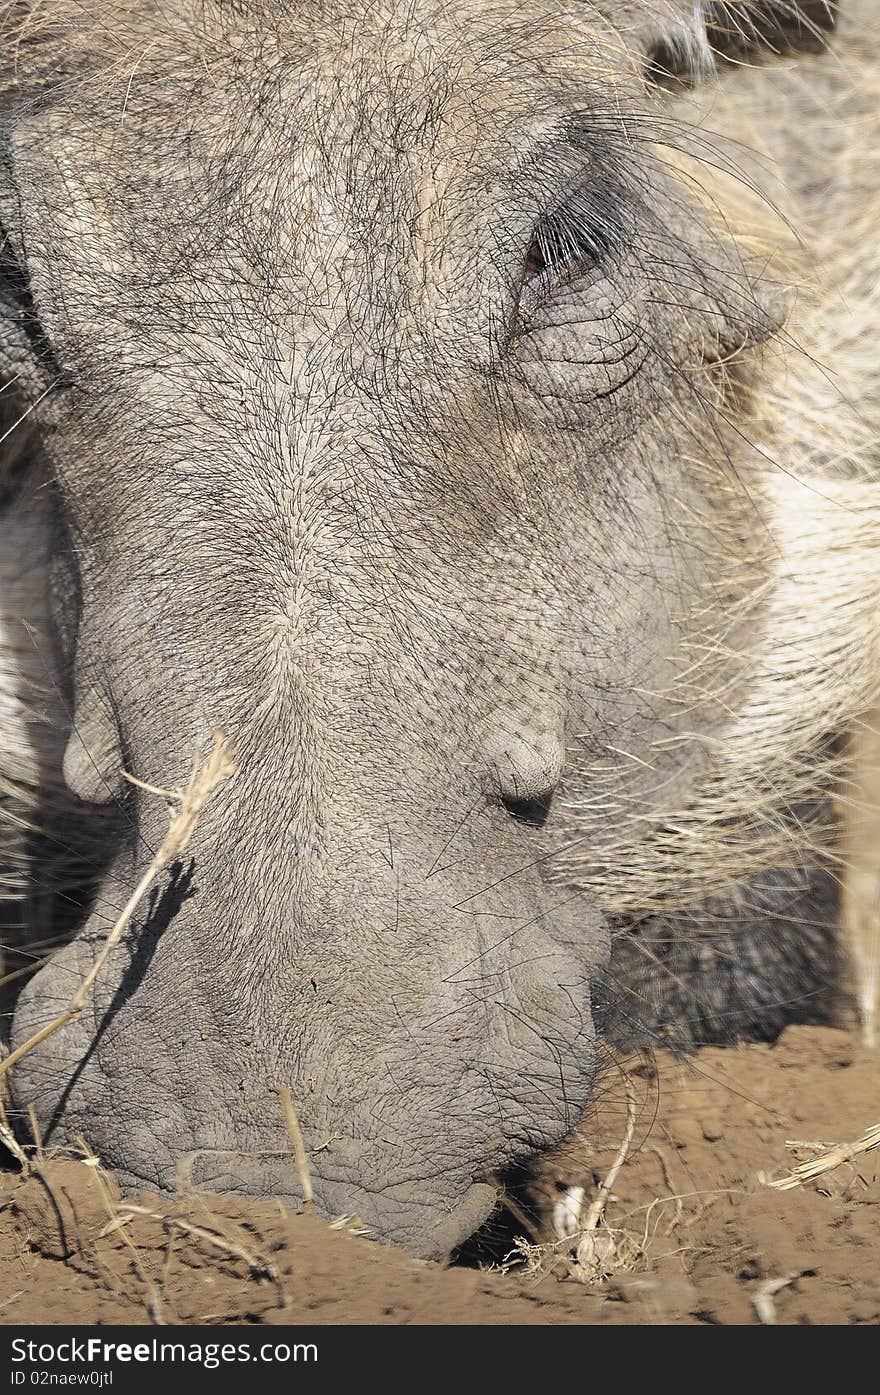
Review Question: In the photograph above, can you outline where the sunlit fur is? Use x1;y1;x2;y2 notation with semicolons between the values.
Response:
0;0;878;1249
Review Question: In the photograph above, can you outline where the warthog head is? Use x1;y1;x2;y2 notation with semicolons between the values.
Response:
2;0;842;1252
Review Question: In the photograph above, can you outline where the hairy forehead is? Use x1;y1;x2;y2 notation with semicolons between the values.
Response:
2;0;633;159
4;0;648;371
5;0;590;59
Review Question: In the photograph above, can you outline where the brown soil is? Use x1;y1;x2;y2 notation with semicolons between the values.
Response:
1;1025;877;1326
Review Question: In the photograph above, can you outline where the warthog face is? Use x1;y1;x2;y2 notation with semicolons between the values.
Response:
3;1;813;1252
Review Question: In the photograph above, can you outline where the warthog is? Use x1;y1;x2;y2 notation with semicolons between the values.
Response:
1;0;878;1254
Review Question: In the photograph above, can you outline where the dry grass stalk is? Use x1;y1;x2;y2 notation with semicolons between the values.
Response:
0;731;235;1083
27;1104;44;1160
73;1139;166;1324
0;949;62;992
838;710;880;1047
566;1075;639;1279
0;1099;27;1167
766;1122;880;1190
280;1085;315;1215
120;1204;278;1281
579;1076;638;1236
518;1075;642;1284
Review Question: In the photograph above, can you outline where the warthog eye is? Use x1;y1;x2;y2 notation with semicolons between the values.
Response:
518;201;618;316
522;239;549;284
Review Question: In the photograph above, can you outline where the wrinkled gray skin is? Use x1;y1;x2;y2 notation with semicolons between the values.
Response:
0;0;842;1254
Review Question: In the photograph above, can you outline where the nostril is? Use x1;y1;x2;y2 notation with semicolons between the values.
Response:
500;789;554;828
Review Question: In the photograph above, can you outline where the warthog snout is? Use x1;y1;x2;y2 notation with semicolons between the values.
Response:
12;778;607;1252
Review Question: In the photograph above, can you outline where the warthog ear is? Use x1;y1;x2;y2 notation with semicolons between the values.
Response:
643;1;839;87
0;202;61;408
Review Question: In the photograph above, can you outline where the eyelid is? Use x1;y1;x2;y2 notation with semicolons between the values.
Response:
515;261;593;336
517;208;617;320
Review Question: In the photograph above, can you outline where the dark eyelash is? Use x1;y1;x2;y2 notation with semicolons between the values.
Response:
520;199;621;300
522;219;607;282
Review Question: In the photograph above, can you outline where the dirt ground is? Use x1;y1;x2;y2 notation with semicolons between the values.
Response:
0;1024;876;1326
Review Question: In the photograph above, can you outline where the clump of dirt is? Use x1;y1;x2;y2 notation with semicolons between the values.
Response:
1;1025;877;1325
526;1025;880;1323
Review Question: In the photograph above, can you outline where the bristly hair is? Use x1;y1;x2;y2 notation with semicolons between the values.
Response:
1;0;879;1046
